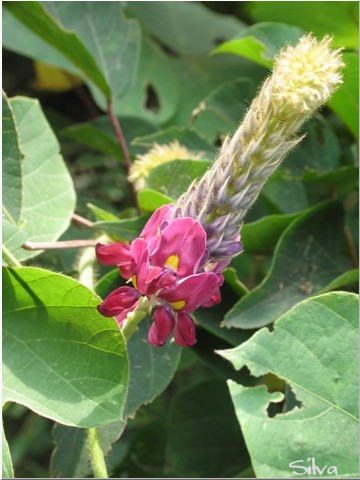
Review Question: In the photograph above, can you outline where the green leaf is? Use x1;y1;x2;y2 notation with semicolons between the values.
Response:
328;53;359;138
2;92;26;263
10;97;76;262
213;22;304;67
137;189;173;213
3;8;77;74
2;92;24;226
262;177;308;213
94;216;147;242
223;202;350;329
317;269;359;294
124;318;181;418
132;127;215;156
283;116;341;178
247;1;359;49
112;35;178;125
170;54;265;128
5;2;111;98
128;2;245;56
62;115;158;162
241;212;299;255
191;78;256;144
2;426;14;478
220;292;359;478
94;269;181;419
51;420;125;478
145;159;212;200
167;380;250;477
43;1;141;100
3;267;129;427
87;203;120;223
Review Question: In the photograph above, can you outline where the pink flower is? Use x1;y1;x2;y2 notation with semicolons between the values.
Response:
96;204;223;347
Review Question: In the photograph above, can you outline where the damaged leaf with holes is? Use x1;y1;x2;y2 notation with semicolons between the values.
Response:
219;292;359;478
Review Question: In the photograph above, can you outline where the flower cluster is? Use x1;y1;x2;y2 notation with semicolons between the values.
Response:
96;204;224;347
97;34;343;347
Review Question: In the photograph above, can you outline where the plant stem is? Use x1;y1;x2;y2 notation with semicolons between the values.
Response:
78;243;109;478
343;226;358;268
107;101;139;209
22;240;98;250
107;101;132;172
87;428;109;479
72;213;94;228
2;245;22;267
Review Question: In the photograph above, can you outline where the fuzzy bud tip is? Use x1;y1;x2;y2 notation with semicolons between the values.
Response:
271;34;344;114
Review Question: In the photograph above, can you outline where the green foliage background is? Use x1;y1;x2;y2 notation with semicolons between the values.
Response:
2;1;359;478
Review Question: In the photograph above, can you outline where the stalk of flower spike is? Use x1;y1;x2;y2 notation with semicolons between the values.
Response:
174;34;343;265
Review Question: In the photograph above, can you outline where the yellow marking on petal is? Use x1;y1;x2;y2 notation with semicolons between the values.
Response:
169;300;186;310
132;275;137;289
164;254;179;272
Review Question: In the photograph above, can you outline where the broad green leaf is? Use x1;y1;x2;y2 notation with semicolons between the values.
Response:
43;1;141;101
112;35;178;125
3;8;77;74
2;426;14;478
223;268;250;297
124;318;181;418
94;269;181;419
51;420;125;478
223;202;350;329
62;115;158;162
5;2;110;98
283;116;341;178
303;166;359;193
145;159;212;200
167;380;250;477
128;1;245;56
213;22;304;67
138;189;173;213
328;53;359;138
10;97;76;262
262;177;308;213
2;92;26;263
94;216;147;242
3;267;129;428
2;92;24;225
170;54;266;128
241;212;299;255
191;78;256;144
220;292;359;478
247;1;359;49
132;127;215;156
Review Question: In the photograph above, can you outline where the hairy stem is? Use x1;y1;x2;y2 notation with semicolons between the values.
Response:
87;428;108;479
78;244;109;478
2;245;22;267
22;240;98;251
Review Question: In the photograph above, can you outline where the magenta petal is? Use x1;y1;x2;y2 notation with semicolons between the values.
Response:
97;286;139;317
148;306;175;347
174;313;197;347
130;238;150;294
96;242;131;266
140;204;174;242
150;218;206;277
161;272;220;312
